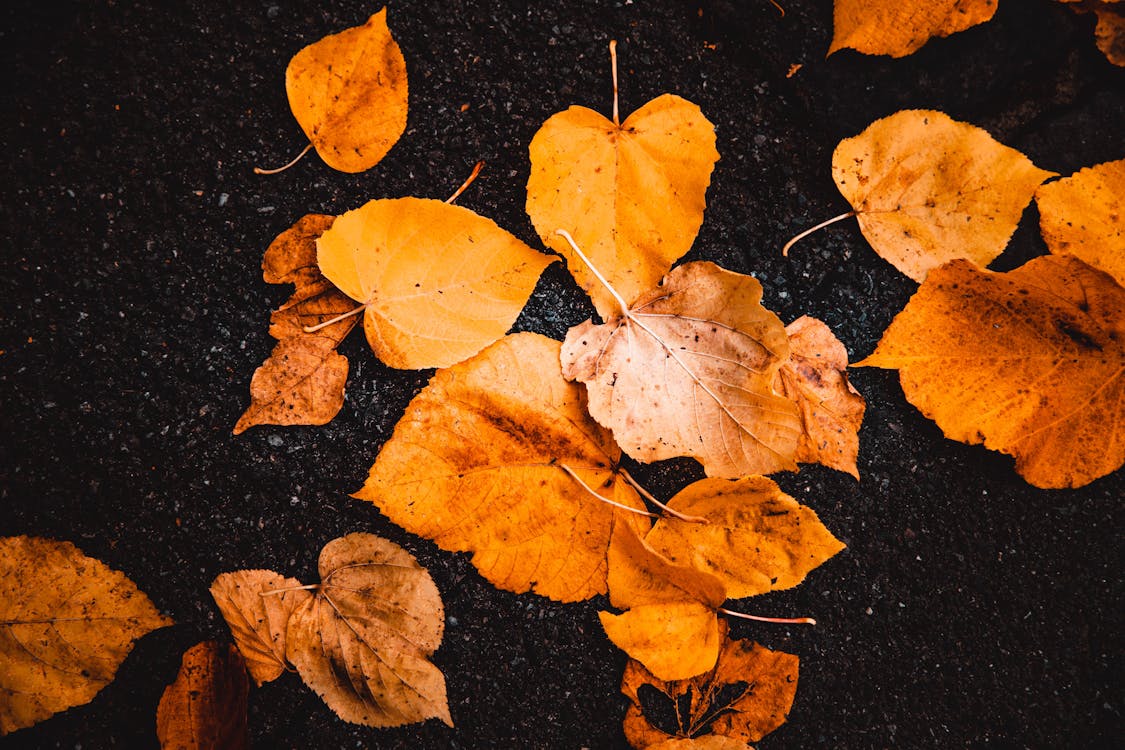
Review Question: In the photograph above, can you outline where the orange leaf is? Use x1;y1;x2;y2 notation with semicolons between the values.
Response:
316;198;556;369
857;255;1125;488
561;261;801;478
621;635;798;749
285;8;407;173
1057;1;1125;66
355;333;651;602
773;315;866;478
155;642;249;750
831;110;1055;281
1037;158;1125;287
828;0;998;57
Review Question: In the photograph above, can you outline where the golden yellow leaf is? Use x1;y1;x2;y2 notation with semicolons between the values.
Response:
831;110;1055;281
1037;158;1125;286
561;261;802;478
621;635;798;749
209;570;312;686
155;641;249;750
0;536;172;735
828;0;998;57
285;8;407;173
773;315;866;478
355;333;650;602
285;533;452;728
316;198;556;369
645;477;845;599
526;83;719;319
607;520;727;612
857;255;1125;488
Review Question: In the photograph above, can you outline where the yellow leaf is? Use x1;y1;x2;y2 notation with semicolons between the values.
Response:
285;8;407;173
155;642;249;750
599;602;721;683
857;255;1125;488
829;0;998;57
316;198;556;369
607;520;727;611
0;536;171;735
1037;158;1125;287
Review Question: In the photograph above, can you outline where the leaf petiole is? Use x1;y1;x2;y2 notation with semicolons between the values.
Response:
445;160;485;204
555;229;631;317
303;303;368;333
253;142;313;175
781;210;856;256
619;468;707;523
559;463;656;518
719;607;816;626
259;583;319;597
609;40;620;127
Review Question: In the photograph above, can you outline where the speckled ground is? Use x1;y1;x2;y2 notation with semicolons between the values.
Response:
2;1;1122;747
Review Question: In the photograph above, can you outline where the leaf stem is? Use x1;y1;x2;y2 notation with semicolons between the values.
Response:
559;463;656;518
253;142;313;175
719;607;816;626
767;0;786;18
781;211;856;256
619;468;707;523
260;583;319;597
445;160;485;204
555;229;631;317
609;40;620;127
302;303;367;333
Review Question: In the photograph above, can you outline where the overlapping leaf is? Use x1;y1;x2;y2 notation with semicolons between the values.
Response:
829;0;998;57
1037;158;1125;286
156;642;249;750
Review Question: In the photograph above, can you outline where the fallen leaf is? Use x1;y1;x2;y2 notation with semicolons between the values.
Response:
1058;1;1125;66
857;255;1125;489
285;533;451;728
826;110;1055;281
621;635;798;749
0;536;172;735
355;333;651;602
828;0;998;57
526;46;719;319
316;198;556;369
1037;158;1125;286
209;569;312;686
561;261;802;479
155;641;249;750
644;737;750;750
645;476;845;599
773;315;866;478
285;8;408;172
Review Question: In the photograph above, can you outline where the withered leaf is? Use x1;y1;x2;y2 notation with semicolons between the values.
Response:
355;333;650;602
1058;1;1125;66
1037;158;1125;286
829;0;998;57
0;536;172;735
857;255;1125;488
155;641;249;750
562;261;802;479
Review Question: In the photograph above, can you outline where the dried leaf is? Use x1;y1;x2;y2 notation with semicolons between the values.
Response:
857;255;1125;488
209;570;312;686
0;536;172;735
773;316;866;478
622;635;798;749
832;110;1055;281
155;641;249;750
526;93;719;319
829;0;998;57
316;198;556;369
1058;1;1125;66
561;261;802;479
285;533;451;728
355;333;650;602
286;8;408;173
645;477;845;599
233;336;349;434
1037;158;1125;286
645;737;751;750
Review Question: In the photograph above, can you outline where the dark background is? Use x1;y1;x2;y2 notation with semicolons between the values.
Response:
2;1;1122;747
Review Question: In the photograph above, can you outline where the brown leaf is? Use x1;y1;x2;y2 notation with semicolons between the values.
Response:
0;536;172;735
773;315;866;478
1058;1;1125;66
209;570;312;686
233;336;349;435
622;635;798;749
355;333;651;602
857;255;1125;488
285;533;451;728
286;8;408;173
561;261;801;478
155;641;249;750
1037;158;1125;286
829;0;998;57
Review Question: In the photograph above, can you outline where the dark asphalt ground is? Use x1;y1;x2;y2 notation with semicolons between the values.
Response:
2;1;1122;747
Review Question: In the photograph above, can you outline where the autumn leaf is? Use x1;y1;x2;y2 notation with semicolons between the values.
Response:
281;8;408;173
526;43;719;320
828;0;998;57
155;641;249;750
644;476;845;600
857;255;1125;489
1058;1;1125;66
316;198;556;369
285;533;452;728
355;333;651;602
209;570;312;686
1037;158;1125;286
561;260;802;479
773;316;866;478
788;110;1055;282
0;536;172;735
621;635;798;749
